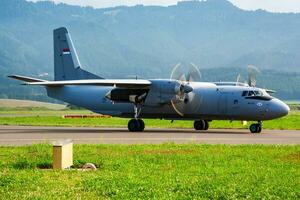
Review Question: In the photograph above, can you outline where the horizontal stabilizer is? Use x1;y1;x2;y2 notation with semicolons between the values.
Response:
8;75;46;83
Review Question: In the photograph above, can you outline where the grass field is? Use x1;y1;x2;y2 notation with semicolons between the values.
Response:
0;101;299;199
0;110;299;130
0;144;299;199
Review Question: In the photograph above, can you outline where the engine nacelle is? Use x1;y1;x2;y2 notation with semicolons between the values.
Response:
106;80;193;106
144;80;192;106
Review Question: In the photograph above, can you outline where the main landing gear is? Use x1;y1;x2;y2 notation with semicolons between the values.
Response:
128;104;145;132
128;119;145;132
194;120;209;131
249;121;262;133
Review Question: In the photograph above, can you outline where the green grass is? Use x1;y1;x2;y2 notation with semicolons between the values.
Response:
0;144;299;199
0;111;299;130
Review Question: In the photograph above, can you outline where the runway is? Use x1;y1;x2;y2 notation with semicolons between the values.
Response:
0;126;300;145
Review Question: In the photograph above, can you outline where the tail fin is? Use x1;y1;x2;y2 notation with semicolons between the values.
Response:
53;27;102;81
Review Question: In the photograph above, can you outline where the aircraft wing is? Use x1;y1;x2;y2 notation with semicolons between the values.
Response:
10;77;151;88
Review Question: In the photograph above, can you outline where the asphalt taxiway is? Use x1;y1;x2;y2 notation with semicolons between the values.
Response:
0;126;299;145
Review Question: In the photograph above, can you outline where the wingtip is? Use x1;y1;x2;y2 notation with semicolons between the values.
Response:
7;75;16;79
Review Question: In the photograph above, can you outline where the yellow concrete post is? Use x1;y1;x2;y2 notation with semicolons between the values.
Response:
53;140;73;170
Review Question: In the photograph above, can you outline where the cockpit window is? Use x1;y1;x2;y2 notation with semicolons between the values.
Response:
242;89;273;101
242;91;248;96
254;90;263;96
242;90;267;97
248;91;255;96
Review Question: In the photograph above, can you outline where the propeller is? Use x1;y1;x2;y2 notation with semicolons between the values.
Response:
170;63;202;83
247;65;260;87
235;65;276;95
235;65;261;87
170;63;202;116
236;74;241;85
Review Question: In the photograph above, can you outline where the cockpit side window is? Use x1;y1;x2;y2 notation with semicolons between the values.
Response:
242;91;248;96
248;91;255;96
254;90;263;96
243;90;269;98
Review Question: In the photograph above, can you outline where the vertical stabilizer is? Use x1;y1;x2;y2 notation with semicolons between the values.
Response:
54;27;102;80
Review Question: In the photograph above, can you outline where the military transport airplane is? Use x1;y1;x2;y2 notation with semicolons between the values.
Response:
9;27;290;133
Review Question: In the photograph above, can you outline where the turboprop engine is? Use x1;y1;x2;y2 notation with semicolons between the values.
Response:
105;80;193;105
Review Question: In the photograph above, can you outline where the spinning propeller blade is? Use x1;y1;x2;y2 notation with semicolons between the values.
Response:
235;65;275;94
170;63;202;116
236;74;241;85
247;65;260;87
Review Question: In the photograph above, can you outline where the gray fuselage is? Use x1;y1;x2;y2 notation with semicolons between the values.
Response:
46;79;289;121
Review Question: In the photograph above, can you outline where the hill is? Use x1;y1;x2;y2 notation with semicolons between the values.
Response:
0;0;300;100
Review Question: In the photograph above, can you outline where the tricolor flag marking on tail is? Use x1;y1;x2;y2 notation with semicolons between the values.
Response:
62;48;70;55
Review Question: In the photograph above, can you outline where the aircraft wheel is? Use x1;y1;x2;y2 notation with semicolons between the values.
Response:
257;124;262;133
128;119;145;132
128;119;138;132
137;119;145;131
204;120;209;130
194;120;205;130
249;124;262;134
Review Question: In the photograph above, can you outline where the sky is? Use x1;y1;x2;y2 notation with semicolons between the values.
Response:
29;0;300;13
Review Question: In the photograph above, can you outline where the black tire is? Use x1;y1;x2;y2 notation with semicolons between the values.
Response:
137;119;145;131
128;119;145;132
250;124;257;133
204;120;209;130
250;124;261;133
128;119;138;132
194;120;205;130
257;125;262;133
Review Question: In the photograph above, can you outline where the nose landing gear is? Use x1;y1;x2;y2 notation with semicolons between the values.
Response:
249;121;262;133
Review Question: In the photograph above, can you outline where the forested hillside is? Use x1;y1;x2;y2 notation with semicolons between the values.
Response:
0;0;300;100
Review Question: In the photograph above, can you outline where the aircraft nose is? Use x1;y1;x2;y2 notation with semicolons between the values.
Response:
269;99;290;119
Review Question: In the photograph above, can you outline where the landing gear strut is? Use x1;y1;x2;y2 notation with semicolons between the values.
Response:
194;120;209;131
249;121;262;133
128;104;145;132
